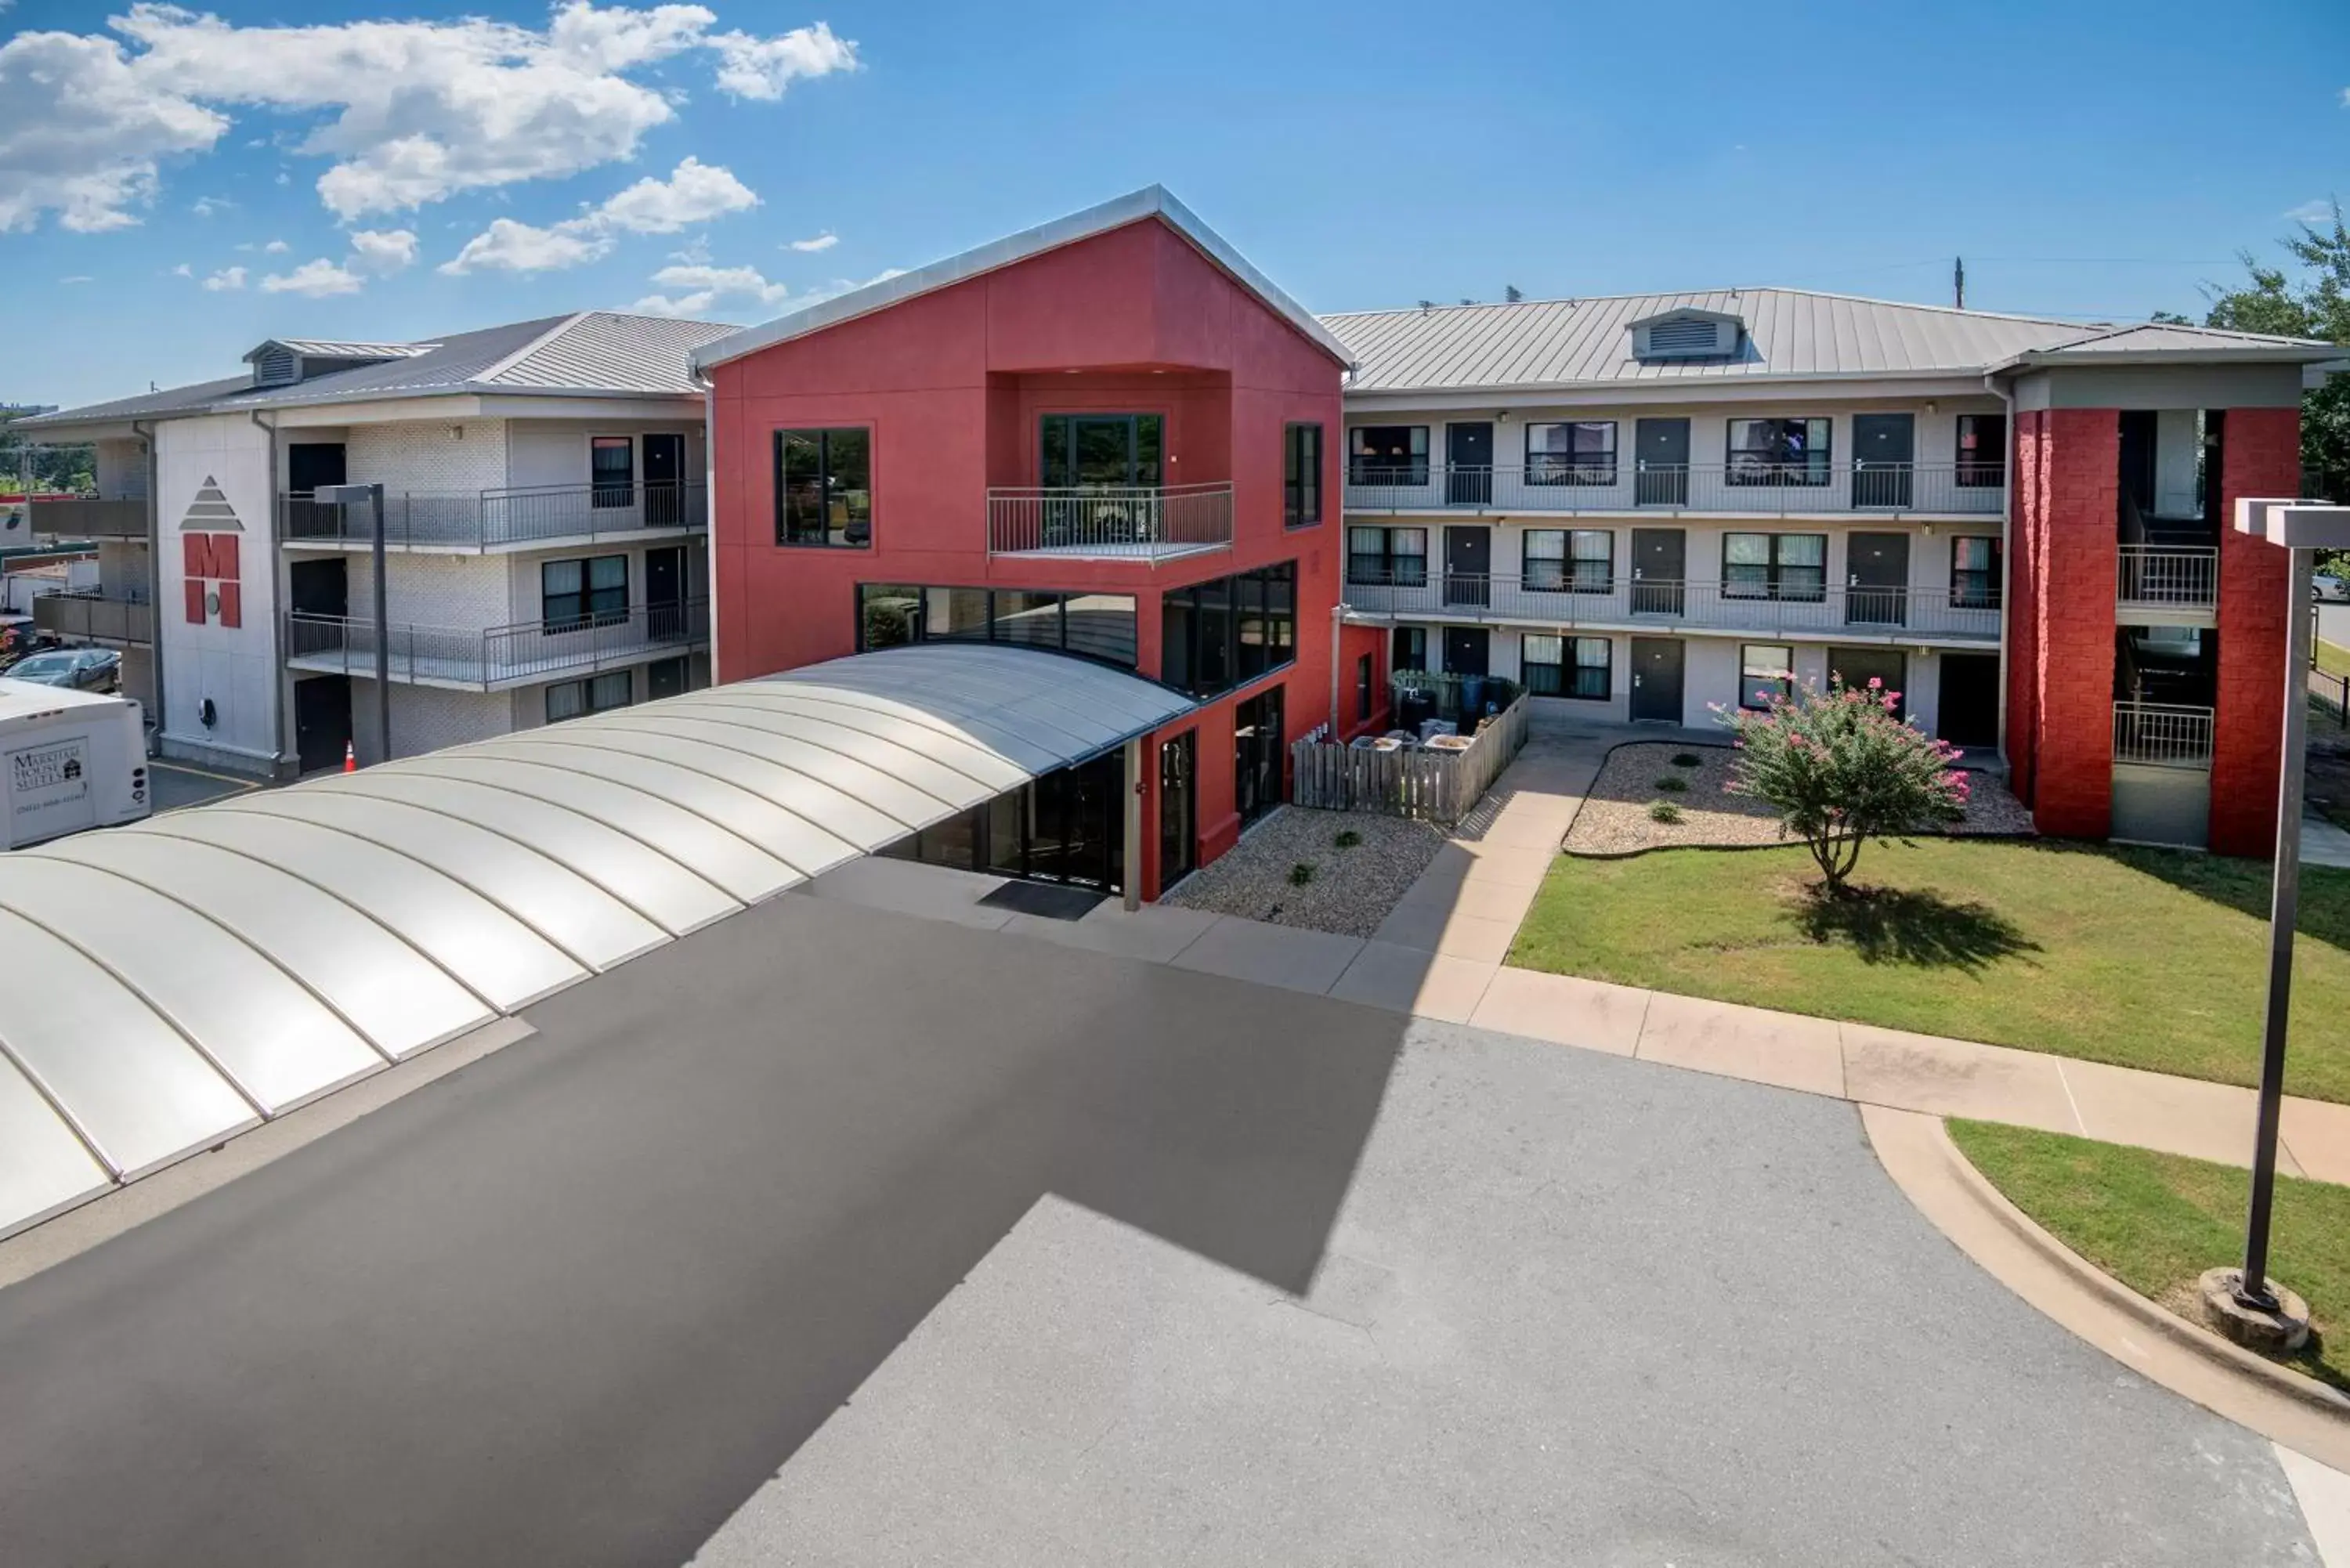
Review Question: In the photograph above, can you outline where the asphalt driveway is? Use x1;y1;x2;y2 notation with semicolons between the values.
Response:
0;893;2318;1565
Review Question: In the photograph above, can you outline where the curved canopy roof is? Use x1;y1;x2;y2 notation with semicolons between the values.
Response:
0;645;1192;1240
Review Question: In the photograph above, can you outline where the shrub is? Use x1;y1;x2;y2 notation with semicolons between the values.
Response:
1289;862;1317;886
1654;775;1689;793
1334;829;1363;849
1648;800;1683;824
1671;752;1703;768
1714;676;1968;893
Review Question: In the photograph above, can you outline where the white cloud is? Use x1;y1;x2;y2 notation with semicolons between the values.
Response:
60;274;93;284
442;155;757;274
0;5;857;233
348;227;418;273
201;264;246;291
787;231;837;252
2287;198;2339;226
190;193;233;217
263;237;289;253
631;259;787;316
261;257;361;297
169;261;191;276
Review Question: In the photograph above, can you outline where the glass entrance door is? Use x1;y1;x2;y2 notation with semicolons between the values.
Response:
1159;731;1196;887
1041;414;1164;488
1234;685;1285;829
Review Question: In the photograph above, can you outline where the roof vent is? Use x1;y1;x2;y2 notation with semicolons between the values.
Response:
252;346;299;388
1631;310;1742;362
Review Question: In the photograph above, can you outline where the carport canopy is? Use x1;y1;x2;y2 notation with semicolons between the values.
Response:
0;644;1195;1240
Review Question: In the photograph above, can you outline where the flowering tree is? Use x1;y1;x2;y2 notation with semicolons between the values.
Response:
1716;676;1970;894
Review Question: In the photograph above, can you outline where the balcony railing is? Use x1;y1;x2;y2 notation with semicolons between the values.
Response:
280;481;707;551
1341;573;2001;641
284;598;707;688
2117;544;2219;613
2113;700;2215;769
1343;462;2005;516
32;588;152;645
985;482;1233;559
25;495;148;540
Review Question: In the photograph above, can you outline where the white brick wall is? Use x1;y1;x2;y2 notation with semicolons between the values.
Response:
351;681;518;764
347;551;512;630
345;418;510;496
94;438;146;499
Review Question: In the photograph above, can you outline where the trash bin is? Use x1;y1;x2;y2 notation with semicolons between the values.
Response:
1459;675;1486;718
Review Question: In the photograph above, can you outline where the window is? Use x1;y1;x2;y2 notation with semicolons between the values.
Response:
1346;526;1428;585
591;436;634;508
1349;425;1429;485
1284;422;1323;527
1726;417;1831;486
1524;529;1613;593
1161;562;1296;699
545;668;632;722
1521;634;1611;699
1356;653;1373;722
1041;414;1162;489
1956;414;2006;488
1741;645;1795;709
542;555;627;630
1391;626;1427;674
1951;537;2002;609
1722;533;1826;601
776;428;872;547
647;656;692;700
1526;421;1617;486
853;583;1137;668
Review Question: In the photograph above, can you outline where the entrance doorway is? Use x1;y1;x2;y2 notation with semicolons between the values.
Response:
1828;647;1907;720
643;433;685;526
1845;532;1911;626
1446;422;1492;504
293;675;352;774
1159;730;1196;889
1444;526;1491;608
287;442;347;495
1042;414;1164;488
1634;417;1690;506
1851;414;1915;508
982;749;1128;891
1234;685;1285;830
1441;625;1490;677
646;545;686;638
1629;638;1684;722
1939;652;2001;749
1630;527;1686;615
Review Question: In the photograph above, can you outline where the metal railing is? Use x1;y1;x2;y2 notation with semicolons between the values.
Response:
985;482;1233;558
2117;544;2219;611
1343;462;2005;516
280;481;707;551
1341;573;2001;641
32;587;152;644
2112;701;2215;768
284;597;707;688
25;495;148;540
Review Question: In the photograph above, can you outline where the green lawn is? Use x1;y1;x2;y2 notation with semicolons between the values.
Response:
2318;638;2350;679
1949;1119;2350;1390
1509;838;2350;1102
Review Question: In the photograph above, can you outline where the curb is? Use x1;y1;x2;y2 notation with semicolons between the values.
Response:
1928;1121;2350;1420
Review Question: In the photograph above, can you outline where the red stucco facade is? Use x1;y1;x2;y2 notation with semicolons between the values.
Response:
704;215;1347;898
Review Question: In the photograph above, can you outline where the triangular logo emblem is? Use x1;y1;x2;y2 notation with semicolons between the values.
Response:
179;475;244;532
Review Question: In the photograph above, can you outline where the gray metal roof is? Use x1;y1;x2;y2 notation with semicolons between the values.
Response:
1323;287;2336;393
247;339;437;363
1996;320;2340;365
696;185;1356;374
0;643;1192;1240
485;312;741;395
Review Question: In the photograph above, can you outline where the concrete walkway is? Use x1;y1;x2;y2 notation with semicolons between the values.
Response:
2308;811;2350;871
809;709;2350;1187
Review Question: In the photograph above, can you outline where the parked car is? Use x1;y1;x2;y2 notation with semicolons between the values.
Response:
6;647;121;692
2315;571;2350;602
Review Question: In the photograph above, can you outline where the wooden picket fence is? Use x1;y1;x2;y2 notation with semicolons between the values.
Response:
1289;693;1530;823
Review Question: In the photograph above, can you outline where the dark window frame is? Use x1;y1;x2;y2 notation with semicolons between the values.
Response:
1346;525;1429;586
1284;421;1324;528
1348;424;1430;486
1039;412;1165;490
1955;413;2007;489
775;426;874;548
1740;643;1796;710
1356;652;1373;722
590;435;634;509
1522;527;1614;593
851;580;1138;670
545;667;634;722
1160;561;1298;700
1951;535;2002;609
541;553;628;632
1726;417;1832;487
1524;420;1618;486
1721;532;1828;602
1521;634;1611;700
1391;625;1427;674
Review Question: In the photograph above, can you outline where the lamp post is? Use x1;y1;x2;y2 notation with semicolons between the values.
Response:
314;482;389;764
2228;497;2350;1310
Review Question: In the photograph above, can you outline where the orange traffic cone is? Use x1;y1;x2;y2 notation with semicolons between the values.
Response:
343;740;357;774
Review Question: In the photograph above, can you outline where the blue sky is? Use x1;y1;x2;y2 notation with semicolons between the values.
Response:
3;0;2346;409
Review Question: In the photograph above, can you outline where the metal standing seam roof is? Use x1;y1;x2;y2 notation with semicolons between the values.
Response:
0;644;1195;1240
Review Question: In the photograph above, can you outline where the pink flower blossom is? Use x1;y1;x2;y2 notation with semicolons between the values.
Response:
1867;676;1883;689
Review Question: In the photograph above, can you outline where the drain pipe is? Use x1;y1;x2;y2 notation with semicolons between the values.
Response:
1984;372;2016;771
698;371;720;685
250;409;287;774
132;419;161;751
1328;600;1347;740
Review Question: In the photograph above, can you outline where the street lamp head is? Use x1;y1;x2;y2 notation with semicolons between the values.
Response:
2233;497;2350;550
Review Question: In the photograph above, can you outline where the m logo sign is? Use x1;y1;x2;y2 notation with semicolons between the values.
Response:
179;475;244;628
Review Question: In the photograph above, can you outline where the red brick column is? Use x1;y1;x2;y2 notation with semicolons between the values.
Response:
2004;411;2045;800
2012;407;2119;837
2209;405;2301;857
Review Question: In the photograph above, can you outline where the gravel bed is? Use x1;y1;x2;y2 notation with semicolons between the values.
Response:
1160;806;1444;938
1564;741;2035;856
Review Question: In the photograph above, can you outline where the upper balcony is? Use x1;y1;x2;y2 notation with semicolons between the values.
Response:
283;598;708;691
26;495;148;541
32;588;152;647
985;482;1234;563
1343;572;2000;644
1343;461;2004;519
280;480;707;555
2117;544;2218;621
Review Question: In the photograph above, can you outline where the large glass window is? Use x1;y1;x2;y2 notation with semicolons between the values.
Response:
1526;421;1617;486
1722;533;1827;601
1524;528;1613;592
859;583;924;650
992;591;1063;650
1161;562;1296;699
1520;634;1612;699
1956;414;2007;488
855;583;1135;667
1741;644;1795;709
545;668;633;722
1284;422;1323;527
1951;537;2002;609
1347;526;1428;586
776;427;873;547
591;436;634;508
1041;414;1162;488
1391;626;1427;673
1726;417;1831;486
542;554;627;630
1348;425;1429;484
